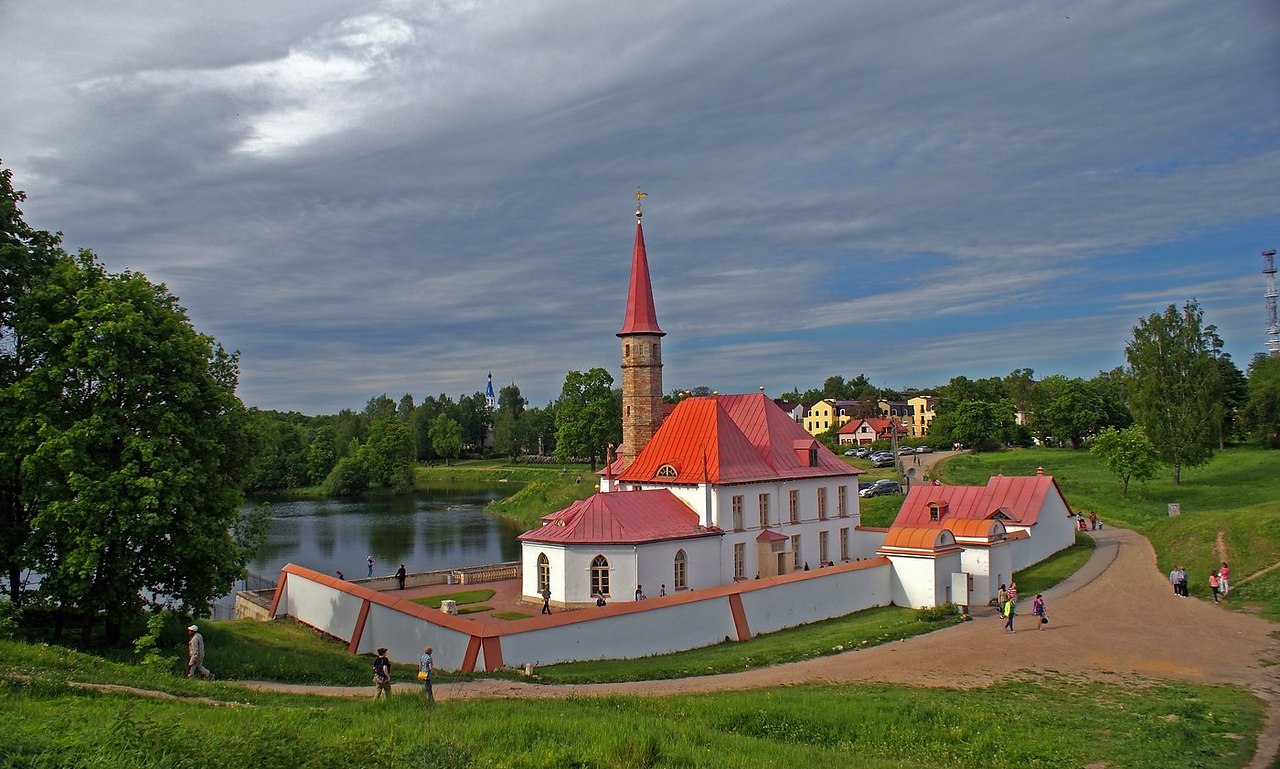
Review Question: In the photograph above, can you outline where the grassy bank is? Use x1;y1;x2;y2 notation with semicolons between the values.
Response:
414;459;598;529
0;637;1262;769
938;446;1280;620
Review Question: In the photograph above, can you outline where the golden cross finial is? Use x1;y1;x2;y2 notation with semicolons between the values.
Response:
635;189;647;219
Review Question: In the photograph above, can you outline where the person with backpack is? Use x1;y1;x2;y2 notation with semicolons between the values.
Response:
373;647;392;699
1003;598;1016;633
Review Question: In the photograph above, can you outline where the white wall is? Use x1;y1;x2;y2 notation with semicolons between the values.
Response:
887;551;963;608
739;562;892;634
501;596;740;666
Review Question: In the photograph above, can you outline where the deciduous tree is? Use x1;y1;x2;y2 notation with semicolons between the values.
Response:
15;250;259;647
555;368;621;469
429;413;463;465
1090;426;1161;497
1125;301;1218;484
1241;354;1280;448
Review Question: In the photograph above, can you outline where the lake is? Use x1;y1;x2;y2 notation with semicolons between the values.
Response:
239;485;525;591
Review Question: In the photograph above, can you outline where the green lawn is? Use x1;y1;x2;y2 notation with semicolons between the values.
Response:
409;589;496;609
938;446;1280;620
0;637;1263;769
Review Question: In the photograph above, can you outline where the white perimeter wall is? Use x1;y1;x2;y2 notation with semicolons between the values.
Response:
739;562;892;635
274;560;895;669
888;551;963;608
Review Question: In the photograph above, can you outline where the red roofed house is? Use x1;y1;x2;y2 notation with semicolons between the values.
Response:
880;468;1075;607
519;205;865;606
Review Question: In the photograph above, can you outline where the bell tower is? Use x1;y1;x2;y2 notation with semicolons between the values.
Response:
617;194;665;467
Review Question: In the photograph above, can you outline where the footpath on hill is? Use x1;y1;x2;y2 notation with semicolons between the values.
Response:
241;525;1280;768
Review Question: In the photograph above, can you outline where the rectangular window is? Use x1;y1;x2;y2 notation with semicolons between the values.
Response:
819;530;829;564
789;490;799;524
840;527;849;561
817;487;828;519
759;493;770;527
733;542;745;579
838;485;848;517
732;495;744;531
791;535;801;570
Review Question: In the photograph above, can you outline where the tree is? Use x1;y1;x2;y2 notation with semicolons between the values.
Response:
947;399;1016;451
429;413;463;465
493;383;527;459
1089;367;1133;430
1032;376;1104;449
323;456;368;495
1003;368;1037;423
360;416;415;492
14;250;258;647
1241;354;1280;448
555;368;621;469
305;425;337;484
0;162;63;606
1125;301;1218;484
1090;426;1161;498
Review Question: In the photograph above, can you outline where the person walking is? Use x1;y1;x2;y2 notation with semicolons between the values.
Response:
1003;598;1016;633
1209;571;1221;603
185;624;214;680
419;646;435;705
997;584;1008;616
1032;594;1047;630
367;555;375;578
540;586;552;615
373;647;392;699
1007;581;1018;603
1089;512;1098;530
1177;566;1189;597
1219;562;1230;596
1169;567;1180;596
396;564;407;590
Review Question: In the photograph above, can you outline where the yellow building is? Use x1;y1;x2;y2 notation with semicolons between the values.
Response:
907;395;936;438
803;399;863;436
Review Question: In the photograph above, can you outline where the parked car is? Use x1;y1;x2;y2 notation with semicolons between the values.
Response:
871;454;896;468
915;445;933;454
857;481;877;491
859;479;903;497
843;448;857;456
897;445;916;455
854;447;871;458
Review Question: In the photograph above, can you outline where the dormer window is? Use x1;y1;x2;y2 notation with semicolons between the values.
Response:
656;464;677;478
809;448;818;467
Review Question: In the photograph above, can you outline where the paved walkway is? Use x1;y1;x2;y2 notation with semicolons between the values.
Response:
242;526;1280;768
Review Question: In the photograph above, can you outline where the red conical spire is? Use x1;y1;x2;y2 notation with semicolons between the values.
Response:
618;209;665;337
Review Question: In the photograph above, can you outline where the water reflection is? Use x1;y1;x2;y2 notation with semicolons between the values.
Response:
245;486;524;582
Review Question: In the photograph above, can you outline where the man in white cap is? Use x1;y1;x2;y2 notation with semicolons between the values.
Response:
186;624;213;680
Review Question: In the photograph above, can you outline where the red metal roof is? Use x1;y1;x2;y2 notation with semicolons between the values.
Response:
518;488;718;545
891;475;1072;528
616;393;861;484
617;220;664;337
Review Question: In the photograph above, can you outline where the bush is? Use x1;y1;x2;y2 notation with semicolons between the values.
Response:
916;602;959;622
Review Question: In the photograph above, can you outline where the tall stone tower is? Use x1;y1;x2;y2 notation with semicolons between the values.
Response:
618;200;665;467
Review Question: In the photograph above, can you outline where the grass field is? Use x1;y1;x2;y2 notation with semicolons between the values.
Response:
938;446;1280;620
0;636;1262;769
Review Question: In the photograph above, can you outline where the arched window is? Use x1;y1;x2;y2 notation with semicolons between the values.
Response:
590;555;610;597
656;464;677;478
673;549;687;590
537;553;550;592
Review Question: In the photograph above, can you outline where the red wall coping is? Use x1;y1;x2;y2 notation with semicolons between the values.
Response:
273;556;891;641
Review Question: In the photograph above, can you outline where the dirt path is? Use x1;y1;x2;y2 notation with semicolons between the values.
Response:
240;526;1280;768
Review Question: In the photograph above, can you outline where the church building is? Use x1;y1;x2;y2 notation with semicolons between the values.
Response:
519;203;869;606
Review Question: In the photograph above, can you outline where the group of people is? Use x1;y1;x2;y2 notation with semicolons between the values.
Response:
372;645;435;704
335;557;410;590
1172;562;1230;602
996;581;1049;633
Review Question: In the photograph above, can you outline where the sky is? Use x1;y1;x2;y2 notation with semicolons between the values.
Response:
2;1;1278;414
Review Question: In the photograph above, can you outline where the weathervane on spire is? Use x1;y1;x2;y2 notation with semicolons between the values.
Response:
635;189;647;220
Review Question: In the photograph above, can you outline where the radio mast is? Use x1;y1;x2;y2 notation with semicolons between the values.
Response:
1265;249;1279;357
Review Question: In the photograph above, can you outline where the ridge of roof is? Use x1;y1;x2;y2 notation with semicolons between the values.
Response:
617;393;859;484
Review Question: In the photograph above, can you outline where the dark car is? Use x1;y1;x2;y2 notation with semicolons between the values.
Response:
861;480;903;497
